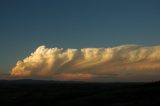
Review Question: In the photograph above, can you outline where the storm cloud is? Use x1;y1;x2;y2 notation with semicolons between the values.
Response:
11;44;160;81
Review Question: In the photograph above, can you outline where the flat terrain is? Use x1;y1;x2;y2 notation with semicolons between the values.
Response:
0;80;160;106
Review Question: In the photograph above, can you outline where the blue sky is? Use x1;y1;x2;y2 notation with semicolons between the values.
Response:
0;0;160;73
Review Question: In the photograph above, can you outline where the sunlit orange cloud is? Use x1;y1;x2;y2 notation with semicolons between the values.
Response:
54;73;96;80
10;44;160;81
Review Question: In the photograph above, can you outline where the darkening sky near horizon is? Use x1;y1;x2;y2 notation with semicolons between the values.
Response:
0;0;160;75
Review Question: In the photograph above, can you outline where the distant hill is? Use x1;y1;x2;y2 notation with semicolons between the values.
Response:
0;79;86;84
0;80;160;106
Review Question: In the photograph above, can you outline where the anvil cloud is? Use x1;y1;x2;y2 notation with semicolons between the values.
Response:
11;44;160;81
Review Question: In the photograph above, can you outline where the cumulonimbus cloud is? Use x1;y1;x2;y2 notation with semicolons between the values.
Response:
11;44;160;81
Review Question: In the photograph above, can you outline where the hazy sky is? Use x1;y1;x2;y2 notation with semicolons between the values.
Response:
0;0;160;81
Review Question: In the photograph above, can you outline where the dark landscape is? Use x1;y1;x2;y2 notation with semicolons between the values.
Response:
0;80;160;106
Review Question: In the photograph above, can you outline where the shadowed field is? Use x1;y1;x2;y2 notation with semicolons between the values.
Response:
0;80;160;106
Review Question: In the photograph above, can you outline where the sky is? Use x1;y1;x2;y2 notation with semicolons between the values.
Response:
0;0;160;81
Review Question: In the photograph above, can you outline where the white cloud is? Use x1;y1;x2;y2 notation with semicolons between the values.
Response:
11;44;160;81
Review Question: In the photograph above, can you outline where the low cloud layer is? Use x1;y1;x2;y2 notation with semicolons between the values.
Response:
11;44;160;81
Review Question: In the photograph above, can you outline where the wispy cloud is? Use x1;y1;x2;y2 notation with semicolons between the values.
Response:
11;44;160;81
